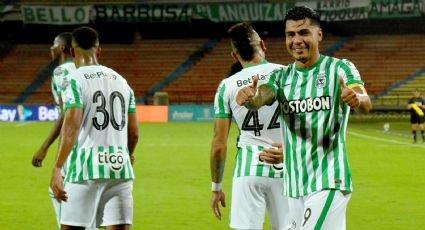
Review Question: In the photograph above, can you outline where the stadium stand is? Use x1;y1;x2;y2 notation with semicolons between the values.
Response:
2;35;425;107
22;39;206;104
332;35;425;99
377;72;425;106
0;44;51;104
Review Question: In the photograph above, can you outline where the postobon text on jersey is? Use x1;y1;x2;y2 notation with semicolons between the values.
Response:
280;96;332;115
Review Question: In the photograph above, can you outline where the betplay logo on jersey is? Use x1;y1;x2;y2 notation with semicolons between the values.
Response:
236;74;267;87
98;150;125;171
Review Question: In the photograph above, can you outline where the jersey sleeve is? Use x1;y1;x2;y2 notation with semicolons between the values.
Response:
51;79;59;105
337;59;364;88
128;88;136;113
53;66;69;96
214;81;231;118
63;76;84;110
264;67;284;102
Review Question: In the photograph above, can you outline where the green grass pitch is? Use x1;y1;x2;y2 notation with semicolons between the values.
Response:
0;121;424;229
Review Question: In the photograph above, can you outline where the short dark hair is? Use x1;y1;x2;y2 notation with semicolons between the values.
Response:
284;6;321;30
57;32;72;55
72;26;99;50
228;22;259;61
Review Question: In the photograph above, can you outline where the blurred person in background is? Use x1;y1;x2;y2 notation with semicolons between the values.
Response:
32;32;75;167
407;89;425;143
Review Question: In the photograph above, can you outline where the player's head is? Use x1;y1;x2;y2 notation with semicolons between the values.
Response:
284;6;322;65
50;32;72;61
72;26;99;50
228;22;266;62
71;26;101;67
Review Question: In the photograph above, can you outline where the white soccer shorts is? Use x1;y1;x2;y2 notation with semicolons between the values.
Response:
48;187;61;228
288;189;351;230
230;176;292;230
60;179;133;228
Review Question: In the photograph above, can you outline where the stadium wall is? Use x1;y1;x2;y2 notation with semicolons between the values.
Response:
0;105;214;122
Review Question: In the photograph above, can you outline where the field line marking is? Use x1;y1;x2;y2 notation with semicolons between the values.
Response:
348;131;425;148
15;122;34;127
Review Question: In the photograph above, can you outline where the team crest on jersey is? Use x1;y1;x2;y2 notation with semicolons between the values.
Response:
54;67;63;77
315;73;326;89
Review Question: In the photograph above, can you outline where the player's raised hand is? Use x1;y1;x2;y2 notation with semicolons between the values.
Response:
50;167;68;202
211;191;226;220
236;76;258;106
259;143;283;164
339;76;360;108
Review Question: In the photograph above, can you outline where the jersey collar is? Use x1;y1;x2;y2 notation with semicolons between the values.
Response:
243;60;269;69
294;55;325;72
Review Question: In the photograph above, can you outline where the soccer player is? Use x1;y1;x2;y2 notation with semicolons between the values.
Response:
210;22;291;230
407;89;425;143
50;26;139;230
236;7;372;230
31;32;84;229
32;32;75;167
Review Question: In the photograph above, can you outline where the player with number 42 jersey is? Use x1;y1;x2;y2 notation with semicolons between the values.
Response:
62;65;136;182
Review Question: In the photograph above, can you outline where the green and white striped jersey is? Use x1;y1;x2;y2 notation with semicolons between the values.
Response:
214;61;285;178
62;65;136;183
51;61;76;111
266;55;363;197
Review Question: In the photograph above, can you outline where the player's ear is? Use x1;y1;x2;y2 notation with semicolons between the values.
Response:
96;46;101;59
317;28;323;42
231;51;238;62
259;40;266;52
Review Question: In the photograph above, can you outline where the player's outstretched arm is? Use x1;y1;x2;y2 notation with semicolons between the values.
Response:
340;77;372;113
236;76;275;110
127;112;139;165
32;113;64;167
210;118;231;220
50;108;83;203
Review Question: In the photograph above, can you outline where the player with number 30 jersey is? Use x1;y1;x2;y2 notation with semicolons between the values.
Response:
62;65;136;182
50;27;138;229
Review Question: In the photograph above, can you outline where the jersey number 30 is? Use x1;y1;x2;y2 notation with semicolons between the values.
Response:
241;107;280;136
93;90;126;131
